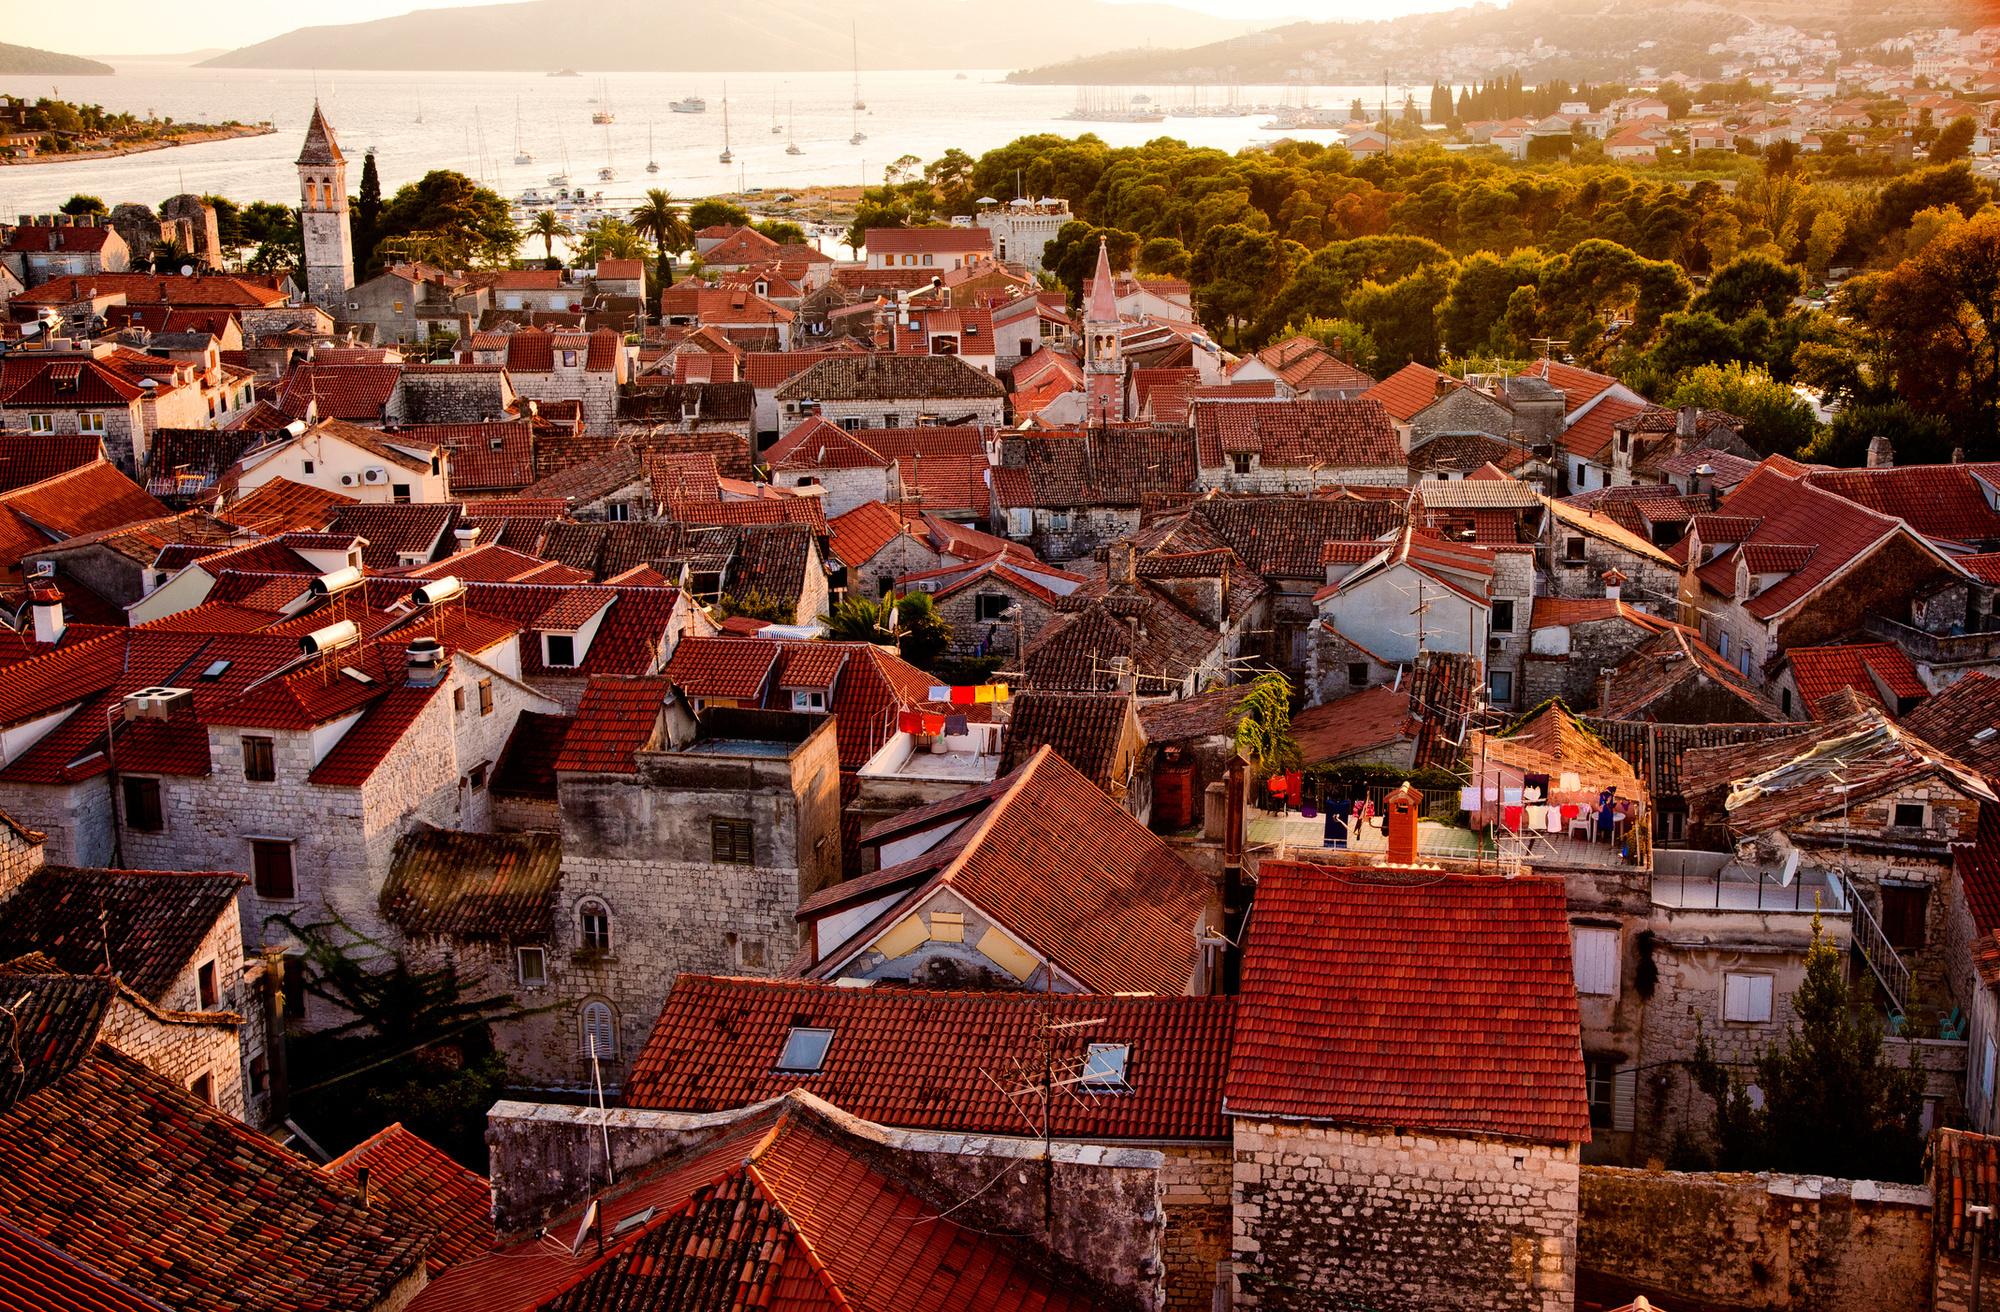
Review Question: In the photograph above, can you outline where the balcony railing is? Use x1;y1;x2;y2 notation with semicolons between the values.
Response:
1652;850;1849;913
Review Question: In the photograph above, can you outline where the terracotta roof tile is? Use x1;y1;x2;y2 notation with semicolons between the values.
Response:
1787;642;1929;718
1193;398;1401;470
1360;362;1449;421
825;499;907;568
1227;864;1589;1145
552;675;668;773
0;867;243;1004
1805;464;2000;546
381;826;562;943
0;1215;172;1312
627;976;1231;1139
1902;672;2000;780
664;635;781;700
997;691;1133;789
325;1123;493;1275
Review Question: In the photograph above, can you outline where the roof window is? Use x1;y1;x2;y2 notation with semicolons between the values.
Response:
776;1025;834;1074
199;659;232;680
1081;1042;1130;1091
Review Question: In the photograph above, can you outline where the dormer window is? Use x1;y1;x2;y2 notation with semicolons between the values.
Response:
1231;453;1253;476
791;689;826;712
776;1025;834;1073
561;350;579;368
545;633;576;667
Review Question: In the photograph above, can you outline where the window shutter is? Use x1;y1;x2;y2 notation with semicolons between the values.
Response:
1572;926;1618;996
1612;1064;1637;1133
581;1002;617;1061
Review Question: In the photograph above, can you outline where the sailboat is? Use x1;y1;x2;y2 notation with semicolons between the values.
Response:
592;79;616;125
850;24;866;111
645;122;660;173
513;99;533;165
597;123;616;182
719;87;733;165
785;101;802;156
770;89;782;135
415;94;424;125
548;122;572;186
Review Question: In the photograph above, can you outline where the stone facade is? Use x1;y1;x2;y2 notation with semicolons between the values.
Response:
926;574;1062;661
1161;1143;1232;1312
1546;512;1681;613
1579;1166;1930;1312
768;463;896;519
530;713;842;1090
1231;1118;1580;1312
0;778;112;868
1001;506;1140;568
786;394;1005;437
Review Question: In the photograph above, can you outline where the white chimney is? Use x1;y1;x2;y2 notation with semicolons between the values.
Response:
1867;435;1894;469
453;525;481;555
29;584;64;644
1602;568;1627;602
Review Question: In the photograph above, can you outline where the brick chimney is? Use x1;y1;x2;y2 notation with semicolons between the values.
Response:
28;582;64;645
1109;541;1136;585
1867;435;1894;469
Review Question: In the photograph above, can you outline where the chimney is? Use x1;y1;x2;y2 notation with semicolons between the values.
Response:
405;636;449;687
1867;435;1894;469
1109;541;1136;585
452;525;481;554
1599;667;1616;712
1602;567;1627;601
1676;405;1697;440
1384;781;1422;865
29;583;64;644
1434;373;1455;398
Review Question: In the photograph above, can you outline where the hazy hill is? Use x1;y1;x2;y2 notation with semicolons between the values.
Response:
200;0;1269;72
0;42;114;76
1009;0;1989;84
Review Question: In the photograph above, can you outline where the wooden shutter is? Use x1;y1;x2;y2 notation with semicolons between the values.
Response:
1572;926;1618;996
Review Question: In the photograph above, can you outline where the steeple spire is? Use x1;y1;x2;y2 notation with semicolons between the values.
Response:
1085;238;1118;324
297;103;345;167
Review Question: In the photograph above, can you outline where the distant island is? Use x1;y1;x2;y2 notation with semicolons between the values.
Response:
198;0;1267;71
0;42;114;76
0;96;272;167
1009;0;1986;85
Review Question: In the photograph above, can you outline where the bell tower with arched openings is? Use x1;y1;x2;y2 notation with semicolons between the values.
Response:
296;103;354;310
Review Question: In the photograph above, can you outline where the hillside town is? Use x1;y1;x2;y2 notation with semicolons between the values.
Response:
0;50;1998;1310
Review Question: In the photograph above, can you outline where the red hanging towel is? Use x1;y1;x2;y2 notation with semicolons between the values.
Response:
924;712;948;734
1283;771;1302;803
1503;805;1524;831
950;686;978;705
897;710;921;734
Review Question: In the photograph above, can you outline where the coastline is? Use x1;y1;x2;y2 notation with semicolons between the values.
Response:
0;123;276;167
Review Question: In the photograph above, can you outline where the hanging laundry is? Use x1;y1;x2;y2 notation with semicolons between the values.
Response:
1502;786;1523;806
1459;785;1480;812
1545;806;1563;833
1503;805;1523;831
926;685;951;702
1526;805;1548;831
944;714;969;735
1559;772;1582;793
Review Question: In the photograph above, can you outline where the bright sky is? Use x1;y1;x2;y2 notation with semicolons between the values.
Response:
24;0;1463;59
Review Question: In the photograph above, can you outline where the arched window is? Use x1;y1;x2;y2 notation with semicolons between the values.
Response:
578;899;612;953
579;1001;617;1061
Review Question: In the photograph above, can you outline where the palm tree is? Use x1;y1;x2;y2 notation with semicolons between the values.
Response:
629;188;692;288
528;210;570;268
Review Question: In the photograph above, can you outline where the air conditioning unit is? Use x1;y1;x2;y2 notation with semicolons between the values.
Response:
361;466;388;484
338;473;359;486
123;686;192;721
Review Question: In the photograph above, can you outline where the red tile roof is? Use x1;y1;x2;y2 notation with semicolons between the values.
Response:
865;226;993;255
414;1099;1110;1312
16;273;289;310
0;1215;170;1312
1558;395;1648;461
1682;462;1917;621
626;976;1231;1139
0;866;244;1004
551;675;667;773
825;499;907;568
0;1046;430;1311
1192;399;1401;470
275;363;402;421
1360;362;1449;421
816;747;1213;994
664;634;781;700
1803;465;2000;546
1786;642;1929;718
763;417;892;470
221;477;357;534
309;682;447;786
326;1123;493;1274
1523;357;1622;410
1227;864;1589;1145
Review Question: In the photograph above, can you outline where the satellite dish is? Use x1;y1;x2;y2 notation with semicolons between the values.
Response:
1778;847;1800;888
179;264;194;277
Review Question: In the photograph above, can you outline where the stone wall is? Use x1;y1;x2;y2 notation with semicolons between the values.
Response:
1161;1143;1232;1312
486;1094;1166;1307
0;778;113;868
1545;524;1679;611
929;577;1060;660
510;367;620;435
1579;1166;1931;1312
1232;1118;1579;1312
1016;506;1140;567
98;991;248;1119
0;815;44;901
770;464;893;520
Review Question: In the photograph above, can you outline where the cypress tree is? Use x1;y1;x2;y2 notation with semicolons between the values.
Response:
355;149;383;272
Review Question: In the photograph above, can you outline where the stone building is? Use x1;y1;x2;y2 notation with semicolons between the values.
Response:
1544;494;1685;611
973;197;1072;273
773;354;1005;436
0;856;269;1124
760;415;901;517
1;214;130;285
622;975;1232;1310
899;551;1087;662
1192;398;1406;493
502;328;626;434
545;689;840;1089
296;105;355;312
1228;861;1590;1311
158;193;224;270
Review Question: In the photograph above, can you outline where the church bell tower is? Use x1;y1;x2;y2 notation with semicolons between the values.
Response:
296;104;355;310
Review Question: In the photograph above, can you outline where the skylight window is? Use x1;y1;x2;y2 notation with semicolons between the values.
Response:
1977;728;1998;743
610;1207;655;1237
200;659;232;680
775;1026;833;1074
341;667;375;685
1080;1043;1130;1091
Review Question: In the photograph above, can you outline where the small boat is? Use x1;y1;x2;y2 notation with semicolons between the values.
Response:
513;99;533;165
719;87;733;165
670;96;707;114
850;24;866;111
591;79;616;124
645;121;660;173
785;101;802;155
548;172;571;186
549;68;581;77
598;122;615;181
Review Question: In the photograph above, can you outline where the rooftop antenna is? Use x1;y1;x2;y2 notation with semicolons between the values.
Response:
588;1031;615;1188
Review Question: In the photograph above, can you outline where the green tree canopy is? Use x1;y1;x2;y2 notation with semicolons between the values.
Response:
687;198;750;230
375;169;518;268
1668;361;1820;455
1693;252;1803;321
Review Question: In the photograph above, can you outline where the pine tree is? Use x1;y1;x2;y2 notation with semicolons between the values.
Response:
1689;917;1926;1182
